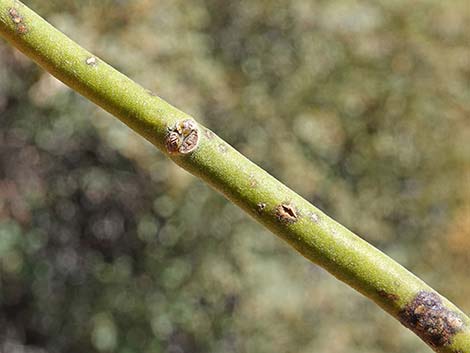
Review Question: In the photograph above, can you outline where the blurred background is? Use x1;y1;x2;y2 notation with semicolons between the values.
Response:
0;0;469;352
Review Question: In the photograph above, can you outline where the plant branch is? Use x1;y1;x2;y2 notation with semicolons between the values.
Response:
0;1;469;351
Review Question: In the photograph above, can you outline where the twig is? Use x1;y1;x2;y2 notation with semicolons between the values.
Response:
0;1;468;351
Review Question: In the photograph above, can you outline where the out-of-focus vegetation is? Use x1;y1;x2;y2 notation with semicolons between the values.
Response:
0;0;469;352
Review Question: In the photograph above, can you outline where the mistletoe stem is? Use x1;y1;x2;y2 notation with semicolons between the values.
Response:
0;1;469;351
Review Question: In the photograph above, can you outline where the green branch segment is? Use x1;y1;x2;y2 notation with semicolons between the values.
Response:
0;1;469;351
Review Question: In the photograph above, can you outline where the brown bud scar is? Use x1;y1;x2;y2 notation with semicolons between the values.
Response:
257;203;266;213
17;23;27;34
180;130;198;152
399;291;464;348
165;131;181;153
377;290;399;303
165;119;199;154
275;203;298;224
11;15;21;23
8;8;27;34
8;8;20;19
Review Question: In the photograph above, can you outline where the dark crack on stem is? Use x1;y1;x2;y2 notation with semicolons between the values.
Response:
275;203;298;224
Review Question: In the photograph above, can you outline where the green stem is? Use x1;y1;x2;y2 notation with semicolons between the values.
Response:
0;1;468;351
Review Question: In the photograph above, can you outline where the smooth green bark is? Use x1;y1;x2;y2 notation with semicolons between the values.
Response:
0;1;469;351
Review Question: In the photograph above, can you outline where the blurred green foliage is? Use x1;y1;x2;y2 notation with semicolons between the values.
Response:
0;1;469;352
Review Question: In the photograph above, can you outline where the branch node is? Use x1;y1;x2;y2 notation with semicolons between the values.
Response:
165;119;199;154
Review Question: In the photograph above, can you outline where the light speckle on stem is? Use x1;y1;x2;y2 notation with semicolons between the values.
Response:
218;143;228;153
249;174;258;188
204;129;215;140
86;56;97;66
307;211;320;223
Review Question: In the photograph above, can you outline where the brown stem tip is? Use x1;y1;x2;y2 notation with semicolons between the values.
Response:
399;291;464;348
